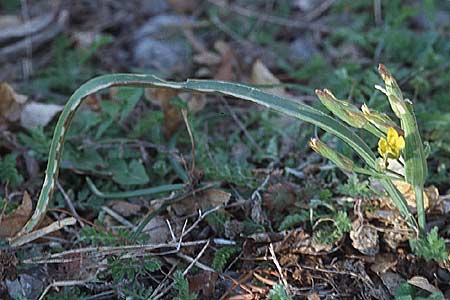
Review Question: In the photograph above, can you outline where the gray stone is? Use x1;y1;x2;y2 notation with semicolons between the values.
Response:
133;14;193;76
133;38;191;76
6;274;43;300
288;35;319;63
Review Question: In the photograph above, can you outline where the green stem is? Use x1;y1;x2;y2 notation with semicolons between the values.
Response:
86;177;186;199
415;185;426;236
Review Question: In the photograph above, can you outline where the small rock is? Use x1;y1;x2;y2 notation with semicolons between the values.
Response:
133;14;193;76
6;274;43;300
288;35;319;63
133;38;191;76
379;272;405;296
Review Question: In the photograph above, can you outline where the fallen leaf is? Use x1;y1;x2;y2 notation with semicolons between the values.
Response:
0;251;18;281
0;192;32;238
214;41;237;81
143;215;171;243
408;276;442;294
172;189;231;216
145;88;182;138
0;82;27;124
20;101;63;129
370;253;397;274
188;271;218;297
350;221;379;256
251;60;286;97
307;293;320;300
393;180;430;210
110;201;141;217
179;92;207;113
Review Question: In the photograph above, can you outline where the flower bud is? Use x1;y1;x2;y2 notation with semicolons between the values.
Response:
376;64;407;117
315;89;367;128
361;104;403;135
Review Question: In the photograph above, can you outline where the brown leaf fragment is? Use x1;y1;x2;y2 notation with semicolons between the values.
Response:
307;293;320;300
214;41;237;81
350;221;379;256
0;192;32;238
171;189;231;216
188;271;218;298
251;60;286;97
408;276;442;294
0;82;27;124
143;215;171;243
110;201;141;217
146;88;182;138
370;253;397;274
0;251;18;281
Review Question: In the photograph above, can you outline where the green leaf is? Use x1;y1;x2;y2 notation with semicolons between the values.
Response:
409;227;448;262
115;87;143;123
112;160;150;185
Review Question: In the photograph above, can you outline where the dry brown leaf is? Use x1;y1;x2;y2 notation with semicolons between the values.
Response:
251;60;286;97
143;215;171;243
393;180;430;210
188;271;218;298
350;221;379;256
408;276;442;294
214;41;237;81
0;82;27;124
0;192;32;238
179;92;207;113
307;294;321;300
370;253;397;274
172;189;231;216
146;88;182;138
110;201;141;217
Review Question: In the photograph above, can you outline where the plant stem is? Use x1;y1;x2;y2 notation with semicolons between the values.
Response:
415;185;426;236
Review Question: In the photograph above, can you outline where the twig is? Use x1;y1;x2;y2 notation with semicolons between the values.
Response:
0;10;68;63
269;243;290;294
101;206;134;228
10;217;77;247
154;240;212;300
38;278;96;300
219;96;261;151
181;108;196;175
181;239;212;274
304;0;336;22
23;240;210;264
57;180;84;228
0;9;56;42
207;0;331;33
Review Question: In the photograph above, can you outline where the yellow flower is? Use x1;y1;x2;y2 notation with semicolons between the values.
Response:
378;127;405;160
